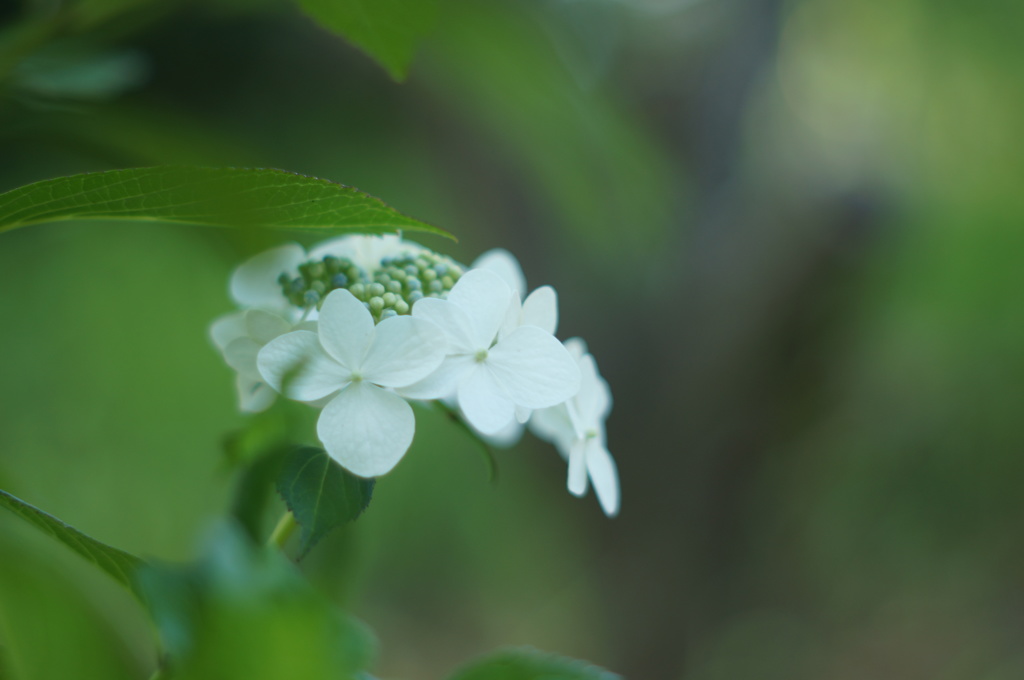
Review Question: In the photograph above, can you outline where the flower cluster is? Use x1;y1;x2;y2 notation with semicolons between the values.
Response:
211;235;619;516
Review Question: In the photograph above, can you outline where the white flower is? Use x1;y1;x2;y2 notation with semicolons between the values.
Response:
256;288;447;477
531;339;620;517
401;269;581;435
210;309;305;412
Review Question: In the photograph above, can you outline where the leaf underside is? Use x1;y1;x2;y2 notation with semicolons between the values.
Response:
0;488;146;599
0;166;452;239
276;446;375;558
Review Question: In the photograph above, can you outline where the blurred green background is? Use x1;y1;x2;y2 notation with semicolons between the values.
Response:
2;0;1023;678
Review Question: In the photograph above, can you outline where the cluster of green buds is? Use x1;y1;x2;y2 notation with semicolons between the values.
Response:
278;251;466;323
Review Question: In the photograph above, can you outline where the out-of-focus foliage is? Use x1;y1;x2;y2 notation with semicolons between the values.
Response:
139;524;377;679
295;0;437;81
448;647;621;680
1;0;1022;677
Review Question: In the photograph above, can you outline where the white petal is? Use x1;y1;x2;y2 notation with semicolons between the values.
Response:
223;337;261;376
447;269;512;347
237;376;276;413
457;365;516;435
486;326;581;409
317;382;415;478
576;354;612;424
472;248;526;295
515;405;532;424
498;291;523;339
586;440;620;517
317;289;374;369
310;234;425;272
210;312;247;350
307;235;360;262
257;330;350;401
529;403;574;451
567;439;589;497
478;418;525;448
563;337;588;361
229;243;305;309
412;297;477;352
361;316;448;387
397;354;475;400
244;309;292;345
521;286;558;335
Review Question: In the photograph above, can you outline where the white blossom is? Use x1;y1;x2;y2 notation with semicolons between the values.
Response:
531;338;620;517
210;309;310;412
257;289;447;477
401;269;580;435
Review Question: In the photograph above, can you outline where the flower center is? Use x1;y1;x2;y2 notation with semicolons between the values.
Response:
474;349;489;363
278;250;465;323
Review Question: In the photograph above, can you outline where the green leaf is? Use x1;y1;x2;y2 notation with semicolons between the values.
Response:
0;166;452;239
0;488;145;599
448;648;621;680
295;0;438;81
138;524;377;678
276;446;375;558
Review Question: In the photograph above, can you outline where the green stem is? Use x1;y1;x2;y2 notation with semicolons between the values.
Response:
267;509;297;549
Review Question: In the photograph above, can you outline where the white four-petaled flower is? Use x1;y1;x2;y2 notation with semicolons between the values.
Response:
210;309;309;412
531;338;620;517
401;269;580;435
257;289;447;477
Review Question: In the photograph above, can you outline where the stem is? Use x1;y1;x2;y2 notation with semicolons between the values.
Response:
267;509;298;549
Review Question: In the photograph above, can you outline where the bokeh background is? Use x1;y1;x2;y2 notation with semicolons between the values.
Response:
2;0;1023;678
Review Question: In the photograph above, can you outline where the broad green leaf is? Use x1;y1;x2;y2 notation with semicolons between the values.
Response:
138;524;377;678
276;446;375;558
295;0;438;81
0;488;145;599
448;647;621;680
0;166;452;238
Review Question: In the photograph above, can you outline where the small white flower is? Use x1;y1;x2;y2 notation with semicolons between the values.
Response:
531;339;620;517
256;289;447;477
401;269;581;435
210;309;305;412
